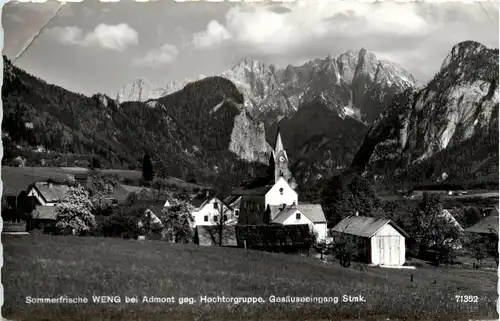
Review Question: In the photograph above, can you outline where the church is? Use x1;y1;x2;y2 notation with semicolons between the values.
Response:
227;127;328;243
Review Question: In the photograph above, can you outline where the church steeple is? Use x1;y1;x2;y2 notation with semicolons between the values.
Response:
273;124;288;162
272;124;291;184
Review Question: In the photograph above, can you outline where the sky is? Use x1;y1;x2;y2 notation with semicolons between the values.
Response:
2;0;499;96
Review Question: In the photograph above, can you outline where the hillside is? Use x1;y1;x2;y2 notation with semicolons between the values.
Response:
1;167;205;197
351;41;499;189
3;235;497;320
2;56;269;190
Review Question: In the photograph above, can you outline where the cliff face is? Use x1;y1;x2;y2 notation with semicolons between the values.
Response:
352;41;499;184
229;108;273;164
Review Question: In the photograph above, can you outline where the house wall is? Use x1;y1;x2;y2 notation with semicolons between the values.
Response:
370;224;406;266
265;178;298;208
281;209;313;226
192;198;235;227
280;211;327;243
313;222;328;242
238;195;266;225
27;188;52;206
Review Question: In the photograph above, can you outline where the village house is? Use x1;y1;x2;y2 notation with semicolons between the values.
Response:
190;191;237;228
230;127;327;243
331;215;409;267
26;182;71;231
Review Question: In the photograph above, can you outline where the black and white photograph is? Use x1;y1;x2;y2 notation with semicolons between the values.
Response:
1;0;499;320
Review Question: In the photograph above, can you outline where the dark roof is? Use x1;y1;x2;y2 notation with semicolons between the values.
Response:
32;182;70;203
231;185;274;197
31;206;57;220
191;193;212;209
331;215;409;238
224;195;241;205
195;226;237;247
112;184;154;202
465;216;499;235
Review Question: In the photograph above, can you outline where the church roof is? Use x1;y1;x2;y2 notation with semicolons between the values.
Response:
274;128;284;153
231;185;274;196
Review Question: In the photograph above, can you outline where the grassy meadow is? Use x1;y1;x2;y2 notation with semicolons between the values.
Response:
2;235;498;321
2;166;204;196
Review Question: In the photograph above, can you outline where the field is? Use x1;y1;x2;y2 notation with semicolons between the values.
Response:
1;167;204;196
3;235;498;321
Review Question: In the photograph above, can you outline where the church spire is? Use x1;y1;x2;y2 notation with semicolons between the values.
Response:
274;124;285;155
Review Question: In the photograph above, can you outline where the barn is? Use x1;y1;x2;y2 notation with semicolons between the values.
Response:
331;215;409;267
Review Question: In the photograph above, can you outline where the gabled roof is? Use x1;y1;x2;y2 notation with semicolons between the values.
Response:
190;193;213;209
268;205;283;221
465;216;499;235
297;204;327;223
31;205;57;220
32;182;70;203
272;207;303;224
440;209;463;231
271;204;327;225
331;215;409;238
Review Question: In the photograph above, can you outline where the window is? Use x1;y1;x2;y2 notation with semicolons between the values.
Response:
204;215;208;222
213;202;218;209
296;213;301;220
223;215;228;222
235;210;239;216
279;188;284;195
214;215;218;222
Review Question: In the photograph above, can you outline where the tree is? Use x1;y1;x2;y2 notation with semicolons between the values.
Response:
404;192;463;265
55;187;96;235
464;207;482;227
469;237;488;265
159;198;194;243
90;156;101;169
328;222;362;268
103;204;150;238
142;153;154;182
152;178;171;201
207;194;235;247
320;172;381;225
87;169;116;205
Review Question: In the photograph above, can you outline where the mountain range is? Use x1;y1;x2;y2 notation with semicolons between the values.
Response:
114;48;419;183
2;40;498;193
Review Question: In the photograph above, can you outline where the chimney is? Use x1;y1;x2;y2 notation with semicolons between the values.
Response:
48;182;53;189
281;203;286;211
355;211;359;217
206;190;209;198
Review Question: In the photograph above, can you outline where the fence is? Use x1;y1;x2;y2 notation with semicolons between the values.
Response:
235;224;313;254
3;220;28;232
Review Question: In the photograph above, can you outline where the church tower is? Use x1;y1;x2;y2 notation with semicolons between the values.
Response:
272;126;293;185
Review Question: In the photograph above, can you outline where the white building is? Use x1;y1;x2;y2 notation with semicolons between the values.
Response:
190;191;236;228
331;215;409;267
